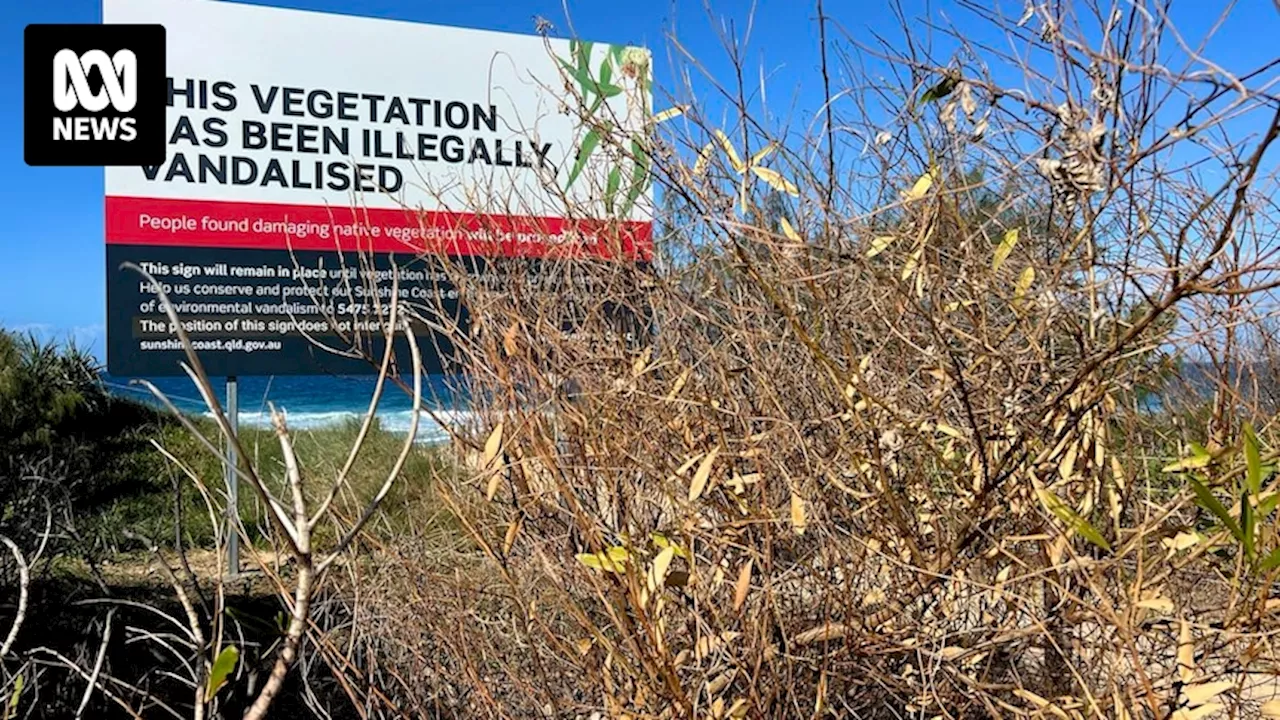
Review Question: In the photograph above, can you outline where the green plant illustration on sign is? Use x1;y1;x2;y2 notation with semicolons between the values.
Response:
558;40;678;220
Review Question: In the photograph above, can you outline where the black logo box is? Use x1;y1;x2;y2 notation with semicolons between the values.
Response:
24;23;166;167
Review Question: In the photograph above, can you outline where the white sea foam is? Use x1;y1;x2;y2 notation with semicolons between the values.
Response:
204;407;477;444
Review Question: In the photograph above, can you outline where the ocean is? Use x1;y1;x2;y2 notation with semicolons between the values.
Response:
101;372;473;444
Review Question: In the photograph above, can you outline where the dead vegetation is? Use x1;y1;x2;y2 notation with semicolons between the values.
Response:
14;0;1280;718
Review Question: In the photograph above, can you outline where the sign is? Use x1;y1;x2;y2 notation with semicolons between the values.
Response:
103;0;654;376
24;23;167;166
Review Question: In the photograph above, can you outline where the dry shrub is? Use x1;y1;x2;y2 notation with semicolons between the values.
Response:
314;1;1280;718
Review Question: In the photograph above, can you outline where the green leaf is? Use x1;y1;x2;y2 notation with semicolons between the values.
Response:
6;674;23;720
205;645;240;702
566;129;601;189
919;75;959;105
605;166;622;213
1245;422;1263;495
1163;443;1213;473
1037;488;1111;552
558;58;593;99
620;138;650;218
1261;546;1280;572
610;44;624;66
1242;488;1256;560
577;40;594;72
599;55;613;87
1189;476;1244;544
598;84;623;98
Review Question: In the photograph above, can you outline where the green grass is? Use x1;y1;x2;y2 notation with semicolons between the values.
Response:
80;414;452;558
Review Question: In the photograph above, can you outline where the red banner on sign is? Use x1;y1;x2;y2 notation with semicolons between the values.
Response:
106;196;653;261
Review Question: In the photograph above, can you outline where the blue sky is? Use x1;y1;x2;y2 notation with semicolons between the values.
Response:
3;0;876;360
1;0;1274;361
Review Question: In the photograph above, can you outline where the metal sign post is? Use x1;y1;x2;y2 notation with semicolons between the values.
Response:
225;376;239;577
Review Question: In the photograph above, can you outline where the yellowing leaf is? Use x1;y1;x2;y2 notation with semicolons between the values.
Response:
1260;699;1280;718
1162;453;1212;473
866;235;895;258
752;166;799;196
1036;488;1111;552
733;558;753;611
1183;681;1234;706
790;492;808;534
1014;266;1035;305
715;130;745;173
647;546;676;592
575;638;593;655
652;105;686;124
992;227;1019;272
693;142;715;176
780;217;801;242
904;171;934;200
688;447;721;502
576;552;603;570
935;423;964;439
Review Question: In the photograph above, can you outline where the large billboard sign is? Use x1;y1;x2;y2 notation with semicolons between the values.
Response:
104;0;654;376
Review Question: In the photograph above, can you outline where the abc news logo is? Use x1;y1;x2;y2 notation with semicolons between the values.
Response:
25;24;165;166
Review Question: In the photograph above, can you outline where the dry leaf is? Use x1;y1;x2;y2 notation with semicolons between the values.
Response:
647;546;676;592
1135;597;1174;614
793;623;851;646
502;516;522;554
1173;704;1224;720
576;638;593;655
483;423;505;501
790;493;808;534
1058;442;1078;481
652;105;686;124
752;166;799;196
688;447;721;502
502;323;519;355
665;369;690;402
693;142;715;176
733;558;753;611
1162;531;1200;554
939;646;966;660
481;423;503;469
715;130;745;173
631;348;652;378
1260;699;1280;718
1183;681;1234;706
750;143;777;166
902;248;922;280
1178;618;1195;684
